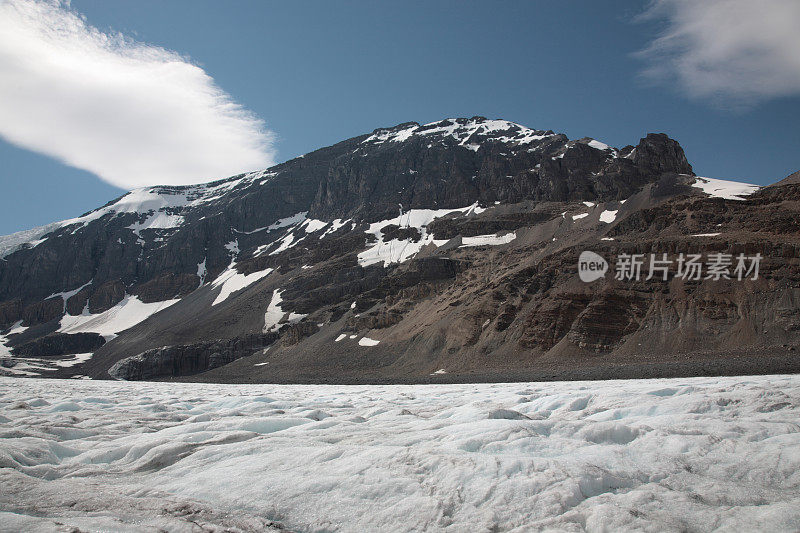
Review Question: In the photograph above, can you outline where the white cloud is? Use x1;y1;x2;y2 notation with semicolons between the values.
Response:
0;0;276;188
636;0;800;107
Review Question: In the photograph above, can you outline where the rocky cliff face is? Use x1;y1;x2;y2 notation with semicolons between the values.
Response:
108;334;277;380
1;117;796;382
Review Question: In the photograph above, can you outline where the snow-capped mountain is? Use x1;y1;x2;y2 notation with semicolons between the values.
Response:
0;117;797;382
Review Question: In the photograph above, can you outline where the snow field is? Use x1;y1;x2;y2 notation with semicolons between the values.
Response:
0;375;799;531
692;177;760;200
58;295;180;339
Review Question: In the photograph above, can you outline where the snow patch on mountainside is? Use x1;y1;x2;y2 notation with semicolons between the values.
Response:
358;203;485;267
58;295;180;339
211;266;273;306
692;177;760;200
0;222;62;258
358;237;437;267
68;187;198;234
127;212;184;236
301;219;328;233
268;212;307;231
320;218;350;239
236;212;308;236
196;258;207;286
240;213;313;257
460;232;516;247
224;239;240;258
599;209;619;223
269;232;303;256
4;322;26;336
263;290;306;333
587;139;612;151
0;332;14;360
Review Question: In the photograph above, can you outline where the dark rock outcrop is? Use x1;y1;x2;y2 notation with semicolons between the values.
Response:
88;280;126;314
0;299;22;328
631;133;693;176
108;334;277;380
65;289;91;316
132;273;200;303
12;333;105;357
22;298;63;327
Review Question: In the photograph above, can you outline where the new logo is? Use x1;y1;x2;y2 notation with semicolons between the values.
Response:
578;251;608;282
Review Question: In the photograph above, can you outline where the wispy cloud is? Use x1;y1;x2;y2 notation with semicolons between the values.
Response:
0;0;275;189
636;0;800;108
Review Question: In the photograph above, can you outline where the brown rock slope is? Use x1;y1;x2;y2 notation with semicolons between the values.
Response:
168;179;800;383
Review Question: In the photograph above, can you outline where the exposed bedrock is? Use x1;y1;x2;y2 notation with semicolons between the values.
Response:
108;333;277;380
12;333;106;357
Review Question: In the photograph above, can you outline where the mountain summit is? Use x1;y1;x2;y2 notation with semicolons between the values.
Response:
0;117;797;382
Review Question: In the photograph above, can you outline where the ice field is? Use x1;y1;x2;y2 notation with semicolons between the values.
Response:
1;375;799;532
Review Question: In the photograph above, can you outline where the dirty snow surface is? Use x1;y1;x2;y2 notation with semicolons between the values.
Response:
1;375;799;532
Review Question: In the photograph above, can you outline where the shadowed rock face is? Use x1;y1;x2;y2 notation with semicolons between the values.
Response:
108;334;277;380
312;125;692;223
0;300;21;326
3;117;797;383
630;133;693;176
12;333;105;357
21;298;62;327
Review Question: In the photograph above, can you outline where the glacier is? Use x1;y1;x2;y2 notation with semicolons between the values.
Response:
0;374;799;532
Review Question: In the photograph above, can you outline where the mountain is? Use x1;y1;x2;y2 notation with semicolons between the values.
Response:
1;117;798;383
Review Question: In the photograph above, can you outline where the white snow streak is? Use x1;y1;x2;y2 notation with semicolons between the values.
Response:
47;280;93;313
301;219;328;233
263;290;305;333
211;266;273;306
459;232;517;247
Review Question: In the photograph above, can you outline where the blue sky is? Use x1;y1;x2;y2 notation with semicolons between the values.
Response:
0;0;798;235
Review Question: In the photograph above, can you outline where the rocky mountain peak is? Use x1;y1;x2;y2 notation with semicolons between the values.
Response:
311;118;694;223
629;132;694;176
361;117;557;151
